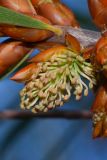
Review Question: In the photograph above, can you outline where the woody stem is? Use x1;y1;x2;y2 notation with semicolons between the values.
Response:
0;110;92;119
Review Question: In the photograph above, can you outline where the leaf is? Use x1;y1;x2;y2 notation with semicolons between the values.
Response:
0;6;62;35
0;50;33;80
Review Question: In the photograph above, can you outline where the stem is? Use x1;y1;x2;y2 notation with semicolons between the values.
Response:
0;110;92;119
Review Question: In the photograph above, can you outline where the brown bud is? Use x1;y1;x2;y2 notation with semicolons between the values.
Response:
1;23;52;43
94;36;107;66
0;0;37;16
90;36;107;79
29;45;66;63
91;83;107;138
31;0;79;27
88;0;107;30
11;63;38;83
65;33;81;53
0;41;31;75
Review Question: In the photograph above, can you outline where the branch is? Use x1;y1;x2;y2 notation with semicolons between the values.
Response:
0;110;92;120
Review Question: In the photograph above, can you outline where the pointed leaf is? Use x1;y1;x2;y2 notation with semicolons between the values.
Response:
0;6;62;35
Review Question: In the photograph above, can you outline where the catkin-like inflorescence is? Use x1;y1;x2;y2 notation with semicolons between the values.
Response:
20;49;96;113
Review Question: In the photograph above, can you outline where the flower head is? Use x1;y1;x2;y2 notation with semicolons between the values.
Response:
20;47;96;113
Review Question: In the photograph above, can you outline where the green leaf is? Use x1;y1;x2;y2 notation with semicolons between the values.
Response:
0;50;33;80
0;6;62;35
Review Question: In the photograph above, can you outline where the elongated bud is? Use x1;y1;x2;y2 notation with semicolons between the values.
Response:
31;0;79;27
88;0;107;30
95;36;107;65
1;24;53;43
0;41;31;75
11;63;38;82
29;45;66;63
91;83;107;138
0;0;37;16
90;36;107;78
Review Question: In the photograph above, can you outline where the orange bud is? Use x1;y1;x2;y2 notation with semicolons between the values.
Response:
0;0;37;16
91;84;107;138
95;36;107;65
11;63;38;82
0;41;31;75
31;0;79;27
29;45;66;63
88;0;107;30
1;24;52;43
65;33;81;53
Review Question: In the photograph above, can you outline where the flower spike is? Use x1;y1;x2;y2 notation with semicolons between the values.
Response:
16;45;96;113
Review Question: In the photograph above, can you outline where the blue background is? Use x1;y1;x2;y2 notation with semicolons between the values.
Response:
0;0;107;160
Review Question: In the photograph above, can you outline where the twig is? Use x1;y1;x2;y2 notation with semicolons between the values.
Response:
0;110;92;120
